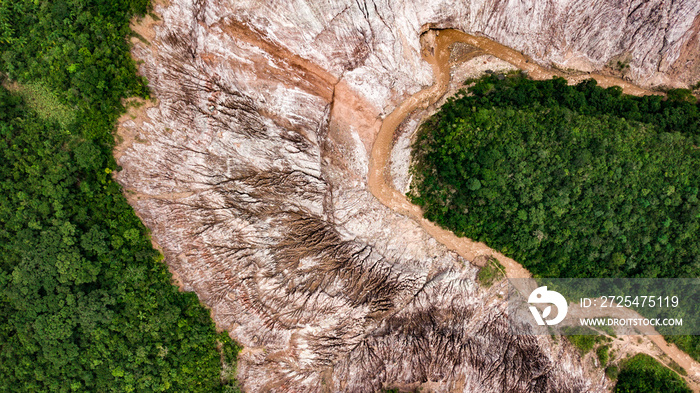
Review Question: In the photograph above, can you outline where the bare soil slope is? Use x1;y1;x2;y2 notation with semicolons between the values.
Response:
117;1;700;391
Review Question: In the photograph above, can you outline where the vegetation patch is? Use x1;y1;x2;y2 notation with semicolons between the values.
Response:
0;0;240;391
562;326;610;355
606;364;620;380
409;72;700;279
665;335;700;365
409;72;700;369
613;353;691;393
476;256;505;287
220;335;244;392
668;359;688;377
596;344;611;367
2;81;75;127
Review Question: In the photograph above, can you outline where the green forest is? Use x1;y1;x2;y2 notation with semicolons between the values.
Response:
0;0;240;391
613;354;691;393
409;73;700;370
410;72;700;279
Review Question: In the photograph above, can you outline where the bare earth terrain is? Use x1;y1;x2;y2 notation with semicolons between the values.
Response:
369;28;700;392
117;1;700;391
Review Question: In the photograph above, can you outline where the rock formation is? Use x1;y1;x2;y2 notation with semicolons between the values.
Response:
116;0;700;391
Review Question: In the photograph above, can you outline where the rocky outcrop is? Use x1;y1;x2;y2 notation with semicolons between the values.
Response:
117;0;700;391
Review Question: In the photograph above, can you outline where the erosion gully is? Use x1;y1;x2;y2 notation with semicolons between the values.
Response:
367;28;700;390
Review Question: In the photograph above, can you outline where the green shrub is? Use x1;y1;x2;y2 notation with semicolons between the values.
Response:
665;335;700;362
562;326;606;355
597;345;610;367
477;257;505;287
614;354;690;393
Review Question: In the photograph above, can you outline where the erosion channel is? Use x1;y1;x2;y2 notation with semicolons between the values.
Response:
118;2;700;387
369;28;700;391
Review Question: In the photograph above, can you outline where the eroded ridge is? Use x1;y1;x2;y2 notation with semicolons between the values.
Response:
118;0;700;391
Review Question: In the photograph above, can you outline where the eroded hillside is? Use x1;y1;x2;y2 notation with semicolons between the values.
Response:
116;0;700;391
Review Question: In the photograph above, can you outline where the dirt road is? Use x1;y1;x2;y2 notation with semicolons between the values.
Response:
367;28;700;390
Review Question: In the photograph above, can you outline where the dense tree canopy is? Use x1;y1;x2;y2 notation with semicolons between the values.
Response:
409;72;700;370
613;354;691;393
0;0;240;391
0;88;240;391
410;73;700;279
0;0;150;143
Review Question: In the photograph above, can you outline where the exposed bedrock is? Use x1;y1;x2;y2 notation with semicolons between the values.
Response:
117;0;700;391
